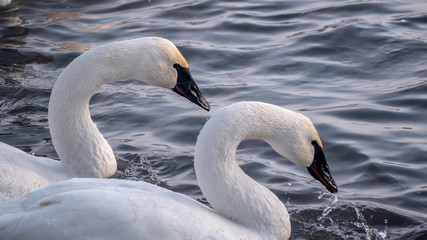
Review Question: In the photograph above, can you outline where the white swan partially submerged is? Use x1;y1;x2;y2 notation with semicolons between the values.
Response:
0;37;210;201
0;102;337;240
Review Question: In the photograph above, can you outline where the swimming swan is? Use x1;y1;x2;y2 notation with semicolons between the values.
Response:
0;37;210;202
0;102;337;240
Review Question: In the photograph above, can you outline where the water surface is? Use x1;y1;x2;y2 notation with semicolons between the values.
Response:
1;0;426;239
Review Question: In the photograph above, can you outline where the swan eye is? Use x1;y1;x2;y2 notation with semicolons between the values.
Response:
173;63;180;69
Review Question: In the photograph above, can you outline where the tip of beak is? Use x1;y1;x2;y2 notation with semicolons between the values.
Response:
307;164;338;194
330;185;338;194
201;101;210;111
172;85;210;111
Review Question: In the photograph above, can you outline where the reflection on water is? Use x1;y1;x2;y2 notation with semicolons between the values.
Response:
1;0;427;239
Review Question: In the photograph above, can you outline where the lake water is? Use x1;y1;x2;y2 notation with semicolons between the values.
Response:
1;0;426;239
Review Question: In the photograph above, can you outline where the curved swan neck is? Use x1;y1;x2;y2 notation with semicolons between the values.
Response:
194;102;291;239
47;41;142;177
47;37;201;178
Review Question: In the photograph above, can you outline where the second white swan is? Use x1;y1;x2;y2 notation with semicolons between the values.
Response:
0;37;210;201
0;101;337;240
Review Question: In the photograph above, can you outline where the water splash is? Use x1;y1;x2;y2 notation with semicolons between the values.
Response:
114;153;163;185
379;219;388;239
353;204;371;238
352;202;388;240
317;193;338;221
314;191;389;239
317;190;327;200
317;185;333;200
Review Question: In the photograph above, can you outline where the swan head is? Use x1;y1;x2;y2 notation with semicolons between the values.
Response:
125;37;210;111
260;105;338;193
171;64;210;111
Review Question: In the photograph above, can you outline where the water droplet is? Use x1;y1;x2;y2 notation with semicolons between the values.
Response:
317;190;326;200
351;204;388;240
331;194;338;204
317;194;339;221
379;229;388;239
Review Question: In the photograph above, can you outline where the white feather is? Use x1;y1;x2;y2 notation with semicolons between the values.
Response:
0;37;192;201
0;102;327;240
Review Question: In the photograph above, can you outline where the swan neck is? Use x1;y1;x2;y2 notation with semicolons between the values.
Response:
47;50;127;178
194;108;290;239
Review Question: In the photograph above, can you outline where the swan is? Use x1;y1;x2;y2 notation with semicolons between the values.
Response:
0;101;337;240
0;37;210;202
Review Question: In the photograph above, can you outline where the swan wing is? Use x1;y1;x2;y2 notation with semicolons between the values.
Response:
0;142;70;201
0;178;257;240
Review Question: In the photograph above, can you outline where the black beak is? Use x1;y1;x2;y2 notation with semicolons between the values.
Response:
172;65;210;111
307;141;338;193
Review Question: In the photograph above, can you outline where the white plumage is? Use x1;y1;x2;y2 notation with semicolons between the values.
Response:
0;102;337;240
0;37;209;201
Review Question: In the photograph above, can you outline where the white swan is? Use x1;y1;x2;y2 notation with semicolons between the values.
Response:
0;37;210;202
0;102;337;240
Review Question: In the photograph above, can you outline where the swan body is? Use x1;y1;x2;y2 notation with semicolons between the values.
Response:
0;37;209;202
0;178;257;240
0;102;337;240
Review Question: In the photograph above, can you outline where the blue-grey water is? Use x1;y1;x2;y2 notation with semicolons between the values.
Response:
1;0;426;239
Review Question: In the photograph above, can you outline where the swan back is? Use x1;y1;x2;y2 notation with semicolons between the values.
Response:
0;178;258;240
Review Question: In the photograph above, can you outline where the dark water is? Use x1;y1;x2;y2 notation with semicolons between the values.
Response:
1;0;427;239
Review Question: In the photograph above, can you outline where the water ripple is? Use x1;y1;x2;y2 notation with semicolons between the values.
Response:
1;0;427;238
